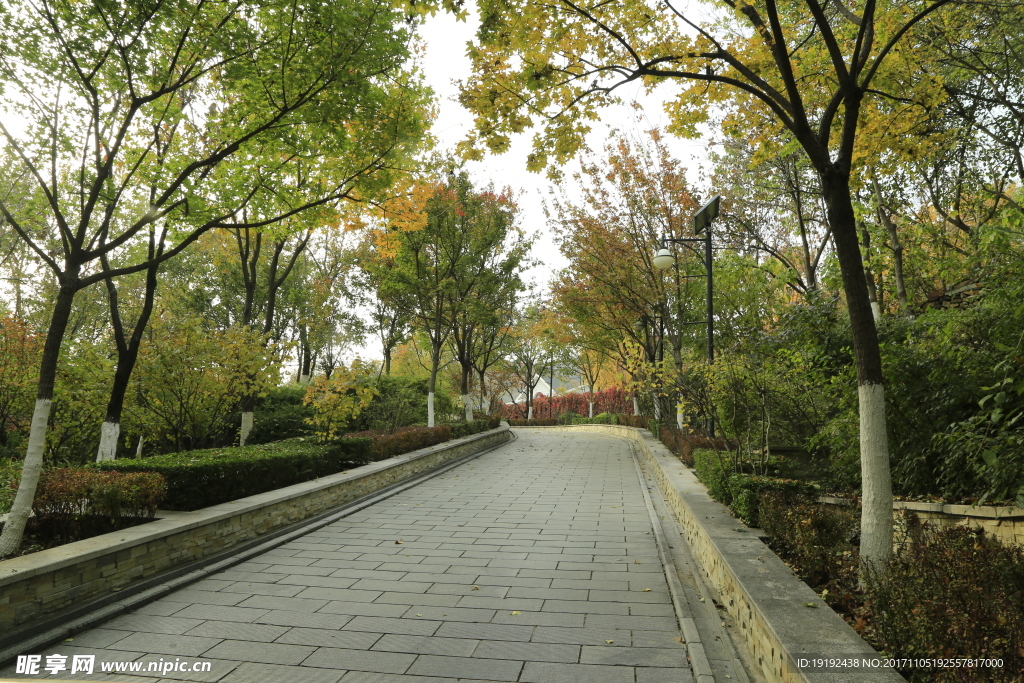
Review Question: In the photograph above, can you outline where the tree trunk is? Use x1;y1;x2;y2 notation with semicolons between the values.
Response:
822;171;893;570
0;280;77;558
461;362;473;421
478;368;488;414
428;342;441;428
97;251;160;462
97;422;120;462
239;410;255;446
860;225;882;322
870;172;910;315
632;395;639;416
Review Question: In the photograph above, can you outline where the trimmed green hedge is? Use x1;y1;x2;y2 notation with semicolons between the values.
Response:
693;449;817;526
96;438;371;510
693;449;734;504
96;419;502;511
728;473;818;527
571;412;618;425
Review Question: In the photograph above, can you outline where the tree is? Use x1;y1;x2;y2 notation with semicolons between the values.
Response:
448;218;530;421
550;131;704;424
457;0;971;569
385;172;521;426
505;304;547;419
0;0;429;558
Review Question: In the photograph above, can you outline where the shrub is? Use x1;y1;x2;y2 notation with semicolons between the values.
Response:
96;438;370;510
20;468;166;520
572;412;618;425
727;474;818;527
246;385;314;444
448;419;493;439
3;468;166;546
865;524;1024;682
616;414;648;428
367;425;452;461
758;492;858;589
351;375;451;433
128;320;281;454
693;449;734;504
508;418;559;426
303;360;378;440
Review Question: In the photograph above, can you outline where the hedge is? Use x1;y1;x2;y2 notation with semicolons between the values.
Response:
96;419;502;511
7;468;166;522
96;438;371;510
727;473;818;527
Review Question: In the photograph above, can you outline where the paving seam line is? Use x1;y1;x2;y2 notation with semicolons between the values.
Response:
0;429;517;665
626;440;716;683
628;439;760;683
650;478;759;683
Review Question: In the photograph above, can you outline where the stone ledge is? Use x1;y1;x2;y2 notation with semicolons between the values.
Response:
0;426;511;633
525;424;902;683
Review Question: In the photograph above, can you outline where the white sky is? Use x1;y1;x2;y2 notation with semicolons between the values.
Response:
417;10;719;296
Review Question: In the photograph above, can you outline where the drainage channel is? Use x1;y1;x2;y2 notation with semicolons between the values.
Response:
0;431;518;665
628;441;764;683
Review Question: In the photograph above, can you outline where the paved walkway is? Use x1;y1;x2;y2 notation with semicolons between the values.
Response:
3;430;700;683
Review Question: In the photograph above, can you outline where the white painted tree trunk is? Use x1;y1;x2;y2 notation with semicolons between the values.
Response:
96;421;120;462
239;411;254;447
632;396;640;415
870;301;881;323
135;435;145;458
652;393;661;420
0;399;51;557
527;405;533;420
463;394;474;422
427;392;435;428
588;401;594;418
299;373;310;385
676;399;684;430
859;383;893;570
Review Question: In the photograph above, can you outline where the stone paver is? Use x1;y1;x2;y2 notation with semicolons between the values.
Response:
1;430;695;682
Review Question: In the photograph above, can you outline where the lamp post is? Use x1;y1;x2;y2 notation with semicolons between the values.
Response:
652;196;721;437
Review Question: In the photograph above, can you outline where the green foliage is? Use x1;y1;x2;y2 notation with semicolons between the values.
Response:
507;418;559;426
571;412;618;425
96;438;371;510
693;449;734;505
246;385;314;445
128;319;281;454
46;343;111;465
303;359;378;441
350;375;439;433
0;459;20;514
0;317;40;460
936;346;1024;506
865;524;1024;682
727;474;818;528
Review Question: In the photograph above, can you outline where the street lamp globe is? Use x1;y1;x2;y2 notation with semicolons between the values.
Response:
652;248;675;270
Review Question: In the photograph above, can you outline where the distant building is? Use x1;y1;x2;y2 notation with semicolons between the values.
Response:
507;374;584;405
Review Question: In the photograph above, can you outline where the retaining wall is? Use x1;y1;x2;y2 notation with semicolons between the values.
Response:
0;426;510;634
540;424;902;683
